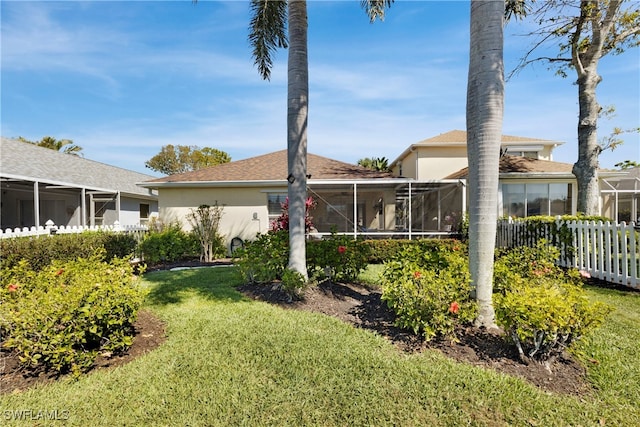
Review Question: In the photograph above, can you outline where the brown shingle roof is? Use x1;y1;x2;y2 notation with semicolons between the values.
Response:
445;155;575;179
146;150;395;183
418;130;559;145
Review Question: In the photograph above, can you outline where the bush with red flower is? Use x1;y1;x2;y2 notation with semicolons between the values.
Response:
306;231;369;283
0;251;147;376
380;243;477;341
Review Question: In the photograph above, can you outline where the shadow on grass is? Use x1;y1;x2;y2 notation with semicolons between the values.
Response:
143;266;247;306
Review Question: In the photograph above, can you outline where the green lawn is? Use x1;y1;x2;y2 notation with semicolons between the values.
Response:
1;266;639;426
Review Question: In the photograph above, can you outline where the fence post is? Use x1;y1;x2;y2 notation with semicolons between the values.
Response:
45;219;57;235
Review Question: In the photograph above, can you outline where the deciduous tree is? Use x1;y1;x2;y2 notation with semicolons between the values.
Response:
144;144;230;175
511;0;640;215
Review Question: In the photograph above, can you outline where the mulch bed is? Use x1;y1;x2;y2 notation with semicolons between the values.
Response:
4;261;627;396
238;279;592;396
1;309;167;395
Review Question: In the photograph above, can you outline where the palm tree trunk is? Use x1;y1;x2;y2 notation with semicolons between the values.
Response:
287;0;309;278
466;0;504;329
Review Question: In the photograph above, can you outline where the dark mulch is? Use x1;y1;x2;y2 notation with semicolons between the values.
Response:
238;280;592;396
4;262;620;396
1;310;167;395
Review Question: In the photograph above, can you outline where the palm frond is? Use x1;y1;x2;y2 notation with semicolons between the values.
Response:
361;0;394;23
249;0;288;81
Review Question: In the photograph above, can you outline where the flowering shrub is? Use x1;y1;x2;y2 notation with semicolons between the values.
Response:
0;251;147;376
493;242;612;362
270;196;316;232
306;233;369;283
380;242;476;341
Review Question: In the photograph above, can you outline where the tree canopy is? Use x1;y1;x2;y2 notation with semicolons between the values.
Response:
510;0;640;214
145;144;231;175
357;156;390;172
19;136;83;156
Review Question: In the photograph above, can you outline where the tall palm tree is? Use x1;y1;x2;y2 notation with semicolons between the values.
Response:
465;0;504;329
249;0;393;278
249;0;309;277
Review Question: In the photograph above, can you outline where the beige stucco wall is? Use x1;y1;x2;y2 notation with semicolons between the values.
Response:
394;151;418;178
415;146;469;180
158;186;285;252
396;143;557;180
539;145;553;161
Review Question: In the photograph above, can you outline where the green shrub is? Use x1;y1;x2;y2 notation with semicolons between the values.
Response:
493;240;565;293
0;232;139;271
235;230;289;283
101;232;139;259
139;223;198;264
493;242;612;362
307;234;370;283
380;242;476;341
360;239;409;263
0;251;147;376
281;268;307;298
495;282;612;362
186;203;226;262
361;238;464;263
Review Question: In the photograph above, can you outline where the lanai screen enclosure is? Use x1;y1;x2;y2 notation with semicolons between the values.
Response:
275;179;467;239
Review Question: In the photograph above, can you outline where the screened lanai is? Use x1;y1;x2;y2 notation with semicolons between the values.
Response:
601;172;640;224
305;179;466;239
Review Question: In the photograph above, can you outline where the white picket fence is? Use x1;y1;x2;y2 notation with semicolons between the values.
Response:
0;220;148;239
497;218;640;289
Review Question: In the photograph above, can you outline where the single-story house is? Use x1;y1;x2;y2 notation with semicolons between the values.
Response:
139;130;635;250
0;137;158;230
139;150;467;251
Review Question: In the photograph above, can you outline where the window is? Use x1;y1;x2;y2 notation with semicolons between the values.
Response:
502;184;525;218
140;204;150;224
501;183;572;217
267;193;287;222
549;183;572;216
505;149;539;159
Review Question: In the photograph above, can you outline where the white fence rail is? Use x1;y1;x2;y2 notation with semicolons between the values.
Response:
497;218;640;289
1;220;148;240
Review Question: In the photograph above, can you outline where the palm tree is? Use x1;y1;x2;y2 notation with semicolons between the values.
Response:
357;156;390;171
249;0;393;278
249;0;308;277
19;136;83;156
465;0;504;329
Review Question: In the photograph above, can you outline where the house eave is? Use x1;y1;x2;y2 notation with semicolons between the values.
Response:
138;180;288;189
139;177;464;189
499;172;576;179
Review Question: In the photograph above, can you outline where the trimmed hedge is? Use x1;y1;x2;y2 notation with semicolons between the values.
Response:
0;232;138;272
361;238;464;263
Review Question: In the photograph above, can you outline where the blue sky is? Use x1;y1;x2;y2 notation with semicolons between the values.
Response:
1;0;638;177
